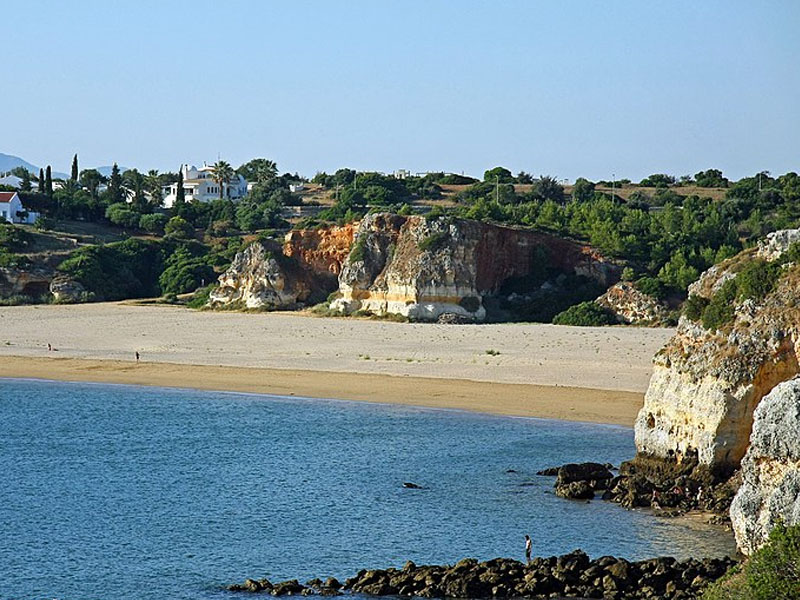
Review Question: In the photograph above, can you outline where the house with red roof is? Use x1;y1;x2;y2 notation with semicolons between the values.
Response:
0;192;38;224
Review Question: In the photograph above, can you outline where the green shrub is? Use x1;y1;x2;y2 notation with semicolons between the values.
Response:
736;259;780;300
164;216;194;239
139;213;169;235
105;203;140;228
418;231;449;252
701;279;737;330
0;223;30;252
34;216;56;231
187;284;217;309
683;294;710;321
552;301;616;326
702;523;800;600
349;236;367;262
635;276;667;299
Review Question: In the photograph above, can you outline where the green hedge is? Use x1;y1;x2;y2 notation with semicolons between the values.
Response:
553;301;616;326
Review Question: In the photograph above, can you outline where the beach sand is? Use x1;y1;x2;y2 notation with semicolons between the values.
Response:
0;303;674;426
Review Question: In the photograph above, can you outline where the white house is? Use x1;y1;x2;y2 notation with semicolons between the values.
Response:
0;192;39;224
0;174;23;189
162;164;248;208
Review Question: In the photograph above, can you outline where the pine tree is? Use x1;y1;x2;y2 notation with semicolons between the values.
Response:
109;163;123;204
176;170;186;205
20;170;32;192
45;166;53;197
71;154;79;181
38;168;45;193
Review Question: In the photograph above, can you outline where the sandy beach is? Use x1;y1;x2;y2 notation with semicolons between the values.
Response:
0;303;673;426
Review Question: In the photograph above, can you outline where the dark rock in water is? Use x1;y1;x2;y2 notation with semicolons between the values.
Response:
556;462;613;485
505;469;518;474
323;577;341;590
555;480;595;500
402;482;423;489
535;466;559;476
231;551;737;599
272;579;306;596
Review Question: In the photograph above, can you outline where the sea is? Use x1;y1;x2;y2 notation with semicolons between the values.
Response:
0;378;736;600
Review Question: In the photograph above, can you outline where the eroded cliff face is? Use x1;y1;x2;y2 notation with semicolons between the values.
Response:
730;377;800;555
209;239;334;309
634;231;800;470
210;225;357;310
283;223;355;280
595;282;669;325
331;213;618;321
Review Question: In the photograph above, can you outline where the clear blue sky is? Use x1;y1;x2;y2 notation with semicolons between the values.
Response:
3;0;799;181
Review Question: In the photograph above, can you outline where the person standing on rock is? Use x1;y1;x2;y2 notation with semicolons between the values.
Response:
525;534;532;564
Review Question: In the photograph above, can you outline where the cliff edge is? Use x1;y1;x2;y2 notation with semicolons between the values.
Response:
634;230;800;470
331;213;618;322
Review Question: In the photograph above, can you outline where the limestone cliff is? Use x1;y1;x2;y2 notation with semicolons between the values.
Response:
595;282;669;325
283;223;355;281
210;225;356;310
209;241;321;309
331;213;618;321
730;377;800;555
634;231;800;470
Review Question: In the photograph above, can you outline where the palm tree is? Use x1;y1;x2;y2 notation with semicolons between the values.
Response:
211;161;234;200
145;170;163;207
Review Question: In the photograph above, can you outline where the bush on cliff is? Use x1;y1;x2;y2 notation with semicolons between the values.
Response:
553;301;616;326
702;523;800;600
698;259;782;330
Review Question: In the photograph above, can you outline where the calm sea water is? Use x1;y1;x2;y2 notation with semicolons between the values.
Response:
0;379;735;600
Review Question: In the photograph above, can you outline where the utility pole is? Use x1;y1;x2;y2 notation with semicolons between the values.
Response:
611;173;615;202
495;175;499;203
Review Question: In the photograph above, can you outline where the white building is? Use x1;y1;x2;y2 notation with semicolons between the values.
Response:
0;174;23;189
162;164;248;208
0;192;39;224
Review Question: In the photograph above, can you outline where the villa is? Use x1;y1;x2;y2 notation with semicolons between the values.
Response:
0;191;39;224
162;164;248;208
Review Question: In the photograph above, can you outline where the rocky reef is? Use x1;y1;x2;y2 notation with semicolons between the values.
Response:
229;551;736;599
595;282;670;326
634;233;800;470
730;376;800;555
330;213;619;322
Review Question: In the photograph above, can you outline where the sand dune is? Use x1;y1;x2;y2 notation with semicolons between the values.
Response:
0;303;673;426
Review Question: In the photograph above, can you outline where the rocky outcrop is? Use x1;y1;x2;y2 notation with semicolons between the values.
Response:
283;224;356;281
731;377;800;555
209;241;324;309
49;275;86;303
0;264;55;298
634;236;800;470
595;282;669;325
209;225;357;310
331;213;619;322
230;552;736;599
756;228;800;261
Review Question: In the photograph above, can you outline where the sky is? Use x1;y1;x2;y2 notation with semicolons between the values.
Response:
2;0;799;181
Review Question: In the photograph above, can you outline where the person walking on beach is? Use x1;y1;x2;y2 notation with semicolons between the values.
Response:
135;351;140;363
525;534;532;564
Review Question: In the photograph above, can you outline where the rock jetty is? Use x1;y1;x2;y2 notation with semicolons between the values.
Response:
229;551;736;599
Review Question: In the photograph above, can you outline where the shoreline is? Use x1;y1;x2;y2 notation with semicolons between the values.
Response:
1;356;644;426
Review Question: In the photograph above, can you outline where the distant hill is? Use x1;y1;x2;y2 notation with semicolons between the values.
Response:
0;152;128;179
95;165;130;177
0;153;39;175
